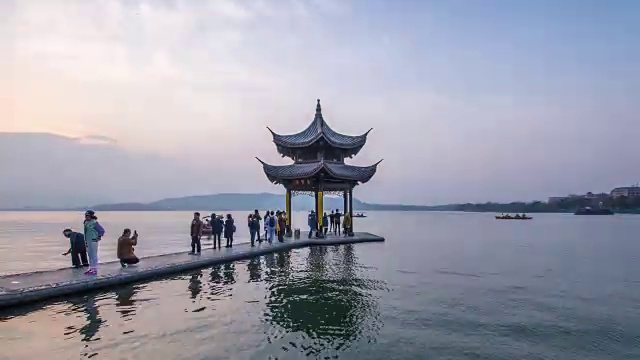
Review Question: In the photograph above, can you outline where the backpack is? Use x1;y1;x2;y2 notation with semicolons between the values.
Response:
269;216;276;227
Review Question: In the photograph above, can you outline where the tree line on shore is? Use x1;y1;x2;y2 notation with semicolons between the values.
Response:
452;195;640;213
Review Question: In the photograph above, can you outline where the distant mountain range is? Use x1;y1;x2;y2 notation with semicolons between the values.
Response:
87;193;450;212
1;192;451;212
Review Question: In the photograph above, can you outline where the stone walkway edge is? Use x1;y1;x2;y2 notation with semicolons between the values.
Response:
0;232;384;308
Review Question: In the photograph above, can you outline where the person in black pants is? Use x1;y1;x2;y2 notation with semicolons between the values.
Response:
211;213;223;249
62;228;89;268
334;209;342;236
190;212;203;255
224;214;235;248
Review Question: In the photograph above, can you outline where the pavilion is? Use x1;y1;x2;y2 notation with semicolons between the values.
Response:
256;99;381;236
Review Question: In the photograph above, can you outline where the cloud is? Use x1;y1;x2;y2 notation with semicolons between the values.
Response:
1;0;638;205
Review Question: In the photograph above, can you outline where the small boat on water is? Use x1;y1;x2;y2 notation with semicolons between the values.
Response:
574;207;614;215
495;214;533;220
353;213;367;218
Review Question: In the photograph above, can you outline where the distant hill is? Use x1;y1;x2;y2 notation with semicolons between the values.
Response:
86;193;444;212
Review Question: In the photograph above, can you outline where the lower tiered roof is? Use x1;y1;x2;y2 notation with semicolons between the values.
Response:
256;158;382;186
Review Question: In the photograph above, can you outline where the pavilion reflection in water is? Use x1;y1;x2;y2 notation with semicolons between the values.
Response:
261;245;386;357
0;246;384;358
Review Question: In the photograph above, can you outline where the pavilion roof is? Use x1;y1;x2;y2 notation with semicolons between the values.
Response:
268;99;372;150
256;158;382;184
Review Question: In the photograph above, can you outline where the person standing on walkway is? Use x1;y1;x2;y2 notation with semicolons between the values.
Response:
267;210;276;243
254;209;262;242
277;212;286;242
282;211;290;236
117;229;140;267
322;212;329;236
211;213;223;249
189;212;203;255
249;214;260;246
334;209;342;236
343;213;352;236
224;214;235;248
307;210;317;238
62;228;89;268
263;211;270;240
83;210;105;275
329;210;335;233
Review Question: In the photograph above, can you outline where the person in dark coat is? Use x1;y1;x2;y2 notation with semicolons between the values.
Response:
62;228;89;268
224;214;235;248
253;209;262;242
322;212;329;236
249;214;260;246
307;211;317;238
189;212;203;255
211;213;223;249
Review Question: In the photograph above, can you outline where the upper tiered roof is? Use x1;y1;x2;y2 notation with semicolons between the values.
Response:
268;100;372;158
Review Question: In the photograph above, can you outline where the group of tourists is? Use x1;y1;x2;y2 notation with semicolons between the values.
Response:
62;210;140;275
191;210;290;251
190;212;236;253
307;209;353;238
61;208;356;274
254;209;289;245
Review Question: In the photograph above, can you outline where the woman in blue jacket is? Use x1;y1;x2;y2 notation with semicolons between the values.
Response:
83;210;105;275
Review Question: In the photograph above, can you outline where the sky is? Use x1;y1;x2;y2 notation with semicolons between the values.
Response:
1;0;639;206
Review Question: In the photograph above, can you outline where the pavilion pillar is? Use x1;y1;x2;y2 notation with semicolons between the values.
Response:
343;190;348;215
317;190;324;237
285;188;292;237
348;188;354;234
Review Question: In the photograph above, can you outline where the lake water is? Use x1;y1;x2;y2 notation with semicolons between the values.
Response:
0;211;639;359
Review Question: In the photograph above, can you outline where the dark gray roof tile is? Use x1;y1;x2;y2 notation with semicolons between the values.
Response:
256;159;381;184
269;99;371;150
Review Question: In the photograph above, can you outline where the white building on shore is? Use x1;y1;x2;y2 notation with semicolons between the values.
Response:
610;186;640;198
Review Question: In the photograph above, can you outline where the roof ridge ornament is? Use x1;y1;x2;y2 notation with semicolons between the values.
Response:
314;99;323;129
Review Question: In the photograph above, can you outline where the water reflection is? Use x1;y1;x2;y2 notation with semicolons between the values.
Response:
79;297;103;342
114;284;140;320
0;245;386;359
223;263;236;285
263;245;385;357
247;257;262;282
188;270;203;300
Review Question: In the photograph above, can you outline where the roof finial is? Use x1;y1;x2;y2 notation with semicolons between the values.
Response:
316;99;321;116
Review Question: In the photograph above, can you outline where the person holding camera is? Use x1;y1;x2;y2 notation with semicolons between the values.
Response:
117;228;140;268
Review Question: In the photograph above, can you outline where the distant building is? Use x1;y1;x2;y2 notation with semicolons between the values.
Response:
611;186;640;198
548;192;609;204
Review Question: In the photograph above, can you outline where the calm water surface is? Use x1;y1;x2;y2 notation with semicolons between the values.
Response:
0;211;639;359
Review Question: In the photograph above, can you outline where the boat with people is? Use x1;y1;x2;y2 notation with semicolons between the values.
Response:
495;213;533;220
353;213;367;218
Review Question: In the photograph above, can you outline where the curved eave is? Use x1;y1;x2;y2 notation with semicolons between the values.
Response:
256;158;382;184
268;126;371;150
324;160;382;184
